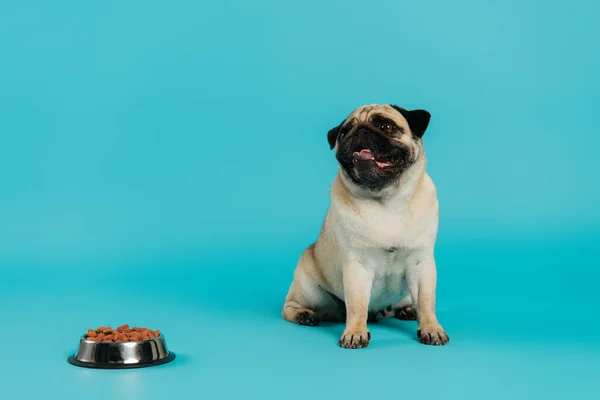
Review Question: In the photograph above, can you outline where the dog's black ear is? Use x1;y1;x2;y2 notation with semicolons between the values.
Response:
390;105;431;138
327;124;341;150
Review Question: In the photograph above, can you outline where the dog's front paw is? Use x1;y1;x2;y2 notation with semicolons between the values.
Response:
338;328;371;349
417;323;449;346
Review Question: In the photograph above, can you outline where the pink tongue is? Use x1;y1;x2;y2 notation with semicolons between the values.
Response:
353;149;375;160
352;149;392;168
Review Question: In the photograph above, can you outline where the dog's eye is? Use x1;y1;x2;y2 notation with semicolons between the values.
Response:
339;126;350;140
380;123;396;134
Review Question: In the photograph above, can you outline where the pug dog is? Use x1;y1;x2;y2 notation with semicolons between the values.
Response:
282;104;448;348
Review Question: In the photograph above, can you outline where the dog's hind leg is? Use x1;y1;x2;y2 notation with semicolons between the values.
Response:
373;294;416;321
282;246;343;325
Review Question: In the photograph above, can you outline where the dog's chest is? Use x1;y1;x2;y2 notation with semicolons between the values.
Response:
342;203;421;250
336;202;430;299
362;245;412;276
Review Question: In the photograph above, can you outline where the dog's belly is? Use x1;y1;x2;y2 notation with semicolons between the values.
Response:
366;250;411;311
369;273;408;311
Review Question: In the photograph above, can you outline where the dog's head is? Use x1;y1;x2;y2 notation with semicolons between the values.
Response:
327;104;431;191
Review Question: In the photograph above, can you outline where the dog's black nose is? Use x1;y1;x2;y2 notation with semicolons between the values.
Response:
357;127;370;136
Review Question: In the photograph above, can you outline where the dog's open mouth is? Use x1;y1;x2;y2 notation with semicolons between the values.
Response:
352;149;393;168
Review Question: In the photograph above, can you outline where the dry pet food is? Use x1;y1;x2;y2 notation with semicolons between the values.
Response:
85;325;160;342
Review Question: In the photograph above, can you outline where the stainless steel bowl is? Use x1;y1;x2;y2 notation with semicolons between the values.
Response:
67;335;176;369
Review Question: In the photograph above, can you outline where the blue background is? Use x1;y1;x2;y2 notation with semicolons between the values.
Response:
1;1;599;399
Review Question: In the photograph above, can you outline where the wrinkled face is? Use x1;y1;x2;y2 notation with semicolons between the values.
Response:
328;104;431;191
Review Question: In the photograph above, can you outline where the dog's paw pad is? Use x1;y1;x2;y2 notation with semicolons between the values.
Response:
296;310;320;326
395;305;417;320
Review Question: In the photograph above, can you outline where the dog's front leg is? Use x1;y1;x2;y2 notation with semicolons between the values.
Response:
408;255;449;346
338;258;373;349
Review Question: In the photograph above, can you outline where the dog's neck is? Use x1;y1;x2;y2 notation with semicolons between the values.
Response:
337;155;427;206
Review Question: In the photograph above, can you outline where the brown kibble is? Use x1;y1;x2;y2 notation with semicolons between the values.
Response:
84;325;161;342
